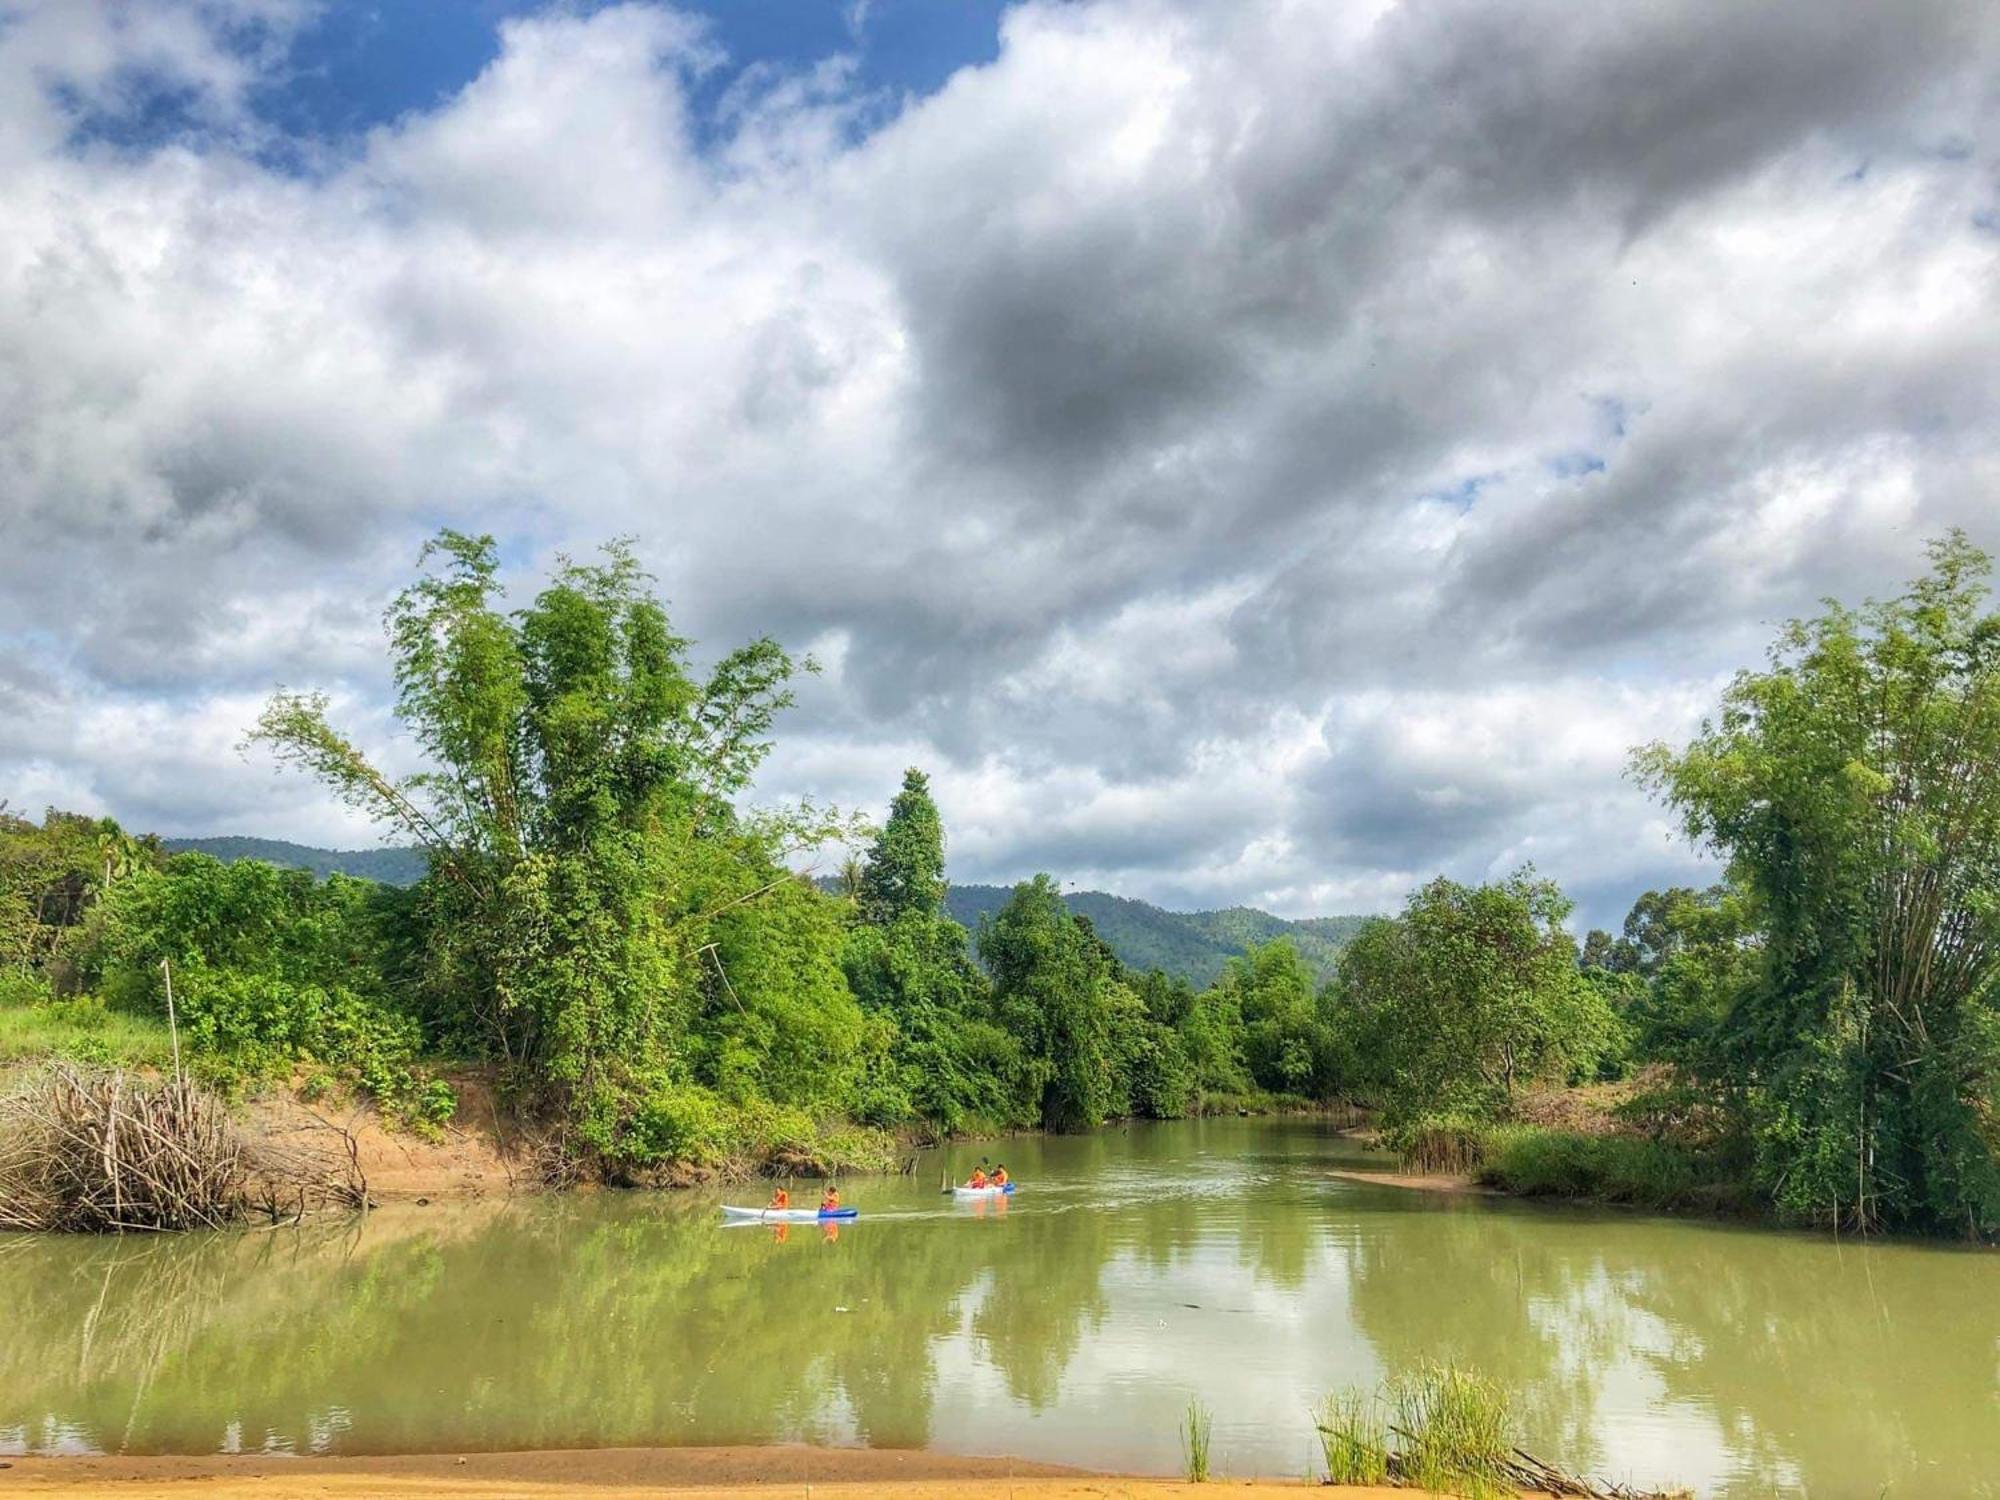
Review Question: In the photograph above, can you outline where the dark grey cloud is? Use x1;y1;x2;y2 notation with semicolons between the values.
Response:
1;0;1996;930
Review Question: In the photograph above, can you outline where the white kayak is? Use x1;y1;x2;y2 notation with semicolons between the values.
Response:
721;1204;858;1223
951;1183;1017;1198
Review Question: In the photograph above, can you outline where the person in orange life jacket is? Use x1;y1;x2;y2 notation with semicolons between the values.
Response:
820;1186;840;1213
991;1165;1009;1188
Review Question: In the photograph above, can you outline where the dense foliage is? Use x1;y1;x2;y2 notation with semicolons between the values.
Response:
1326;872;1625;1127
1632;533;2000;1235
8;528;1998;1240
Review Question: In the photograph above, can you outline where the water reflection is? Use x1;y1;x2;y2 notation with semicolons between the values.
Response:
1;1118;1995;1498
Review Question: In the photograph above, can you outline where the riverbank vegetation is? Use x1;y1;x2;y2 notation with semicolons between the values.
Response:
4;531;1998;1240
1314;1361;1688;1498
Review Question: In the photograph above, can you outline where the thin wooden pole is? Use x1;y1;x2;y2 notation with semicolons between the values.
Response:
160;958;183;1090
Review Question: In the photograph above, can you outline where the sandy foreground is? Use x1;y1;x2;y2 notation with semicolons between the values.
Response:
0;1448;1417;1500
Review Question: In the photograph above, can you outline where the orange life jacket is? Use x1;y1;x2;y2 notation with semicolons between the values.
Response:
969;1170;988;1188
770;1188;790;1209
992;1169;1008;1187
820;1191;840;1211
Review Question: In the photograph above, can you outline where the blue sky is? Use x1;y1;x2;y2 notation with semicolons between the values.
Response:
254;1;1014;144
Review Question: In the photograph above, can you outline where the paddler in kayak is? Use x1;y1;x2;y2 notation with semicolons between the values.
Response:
820;1185;841;1213
991;1164;1009;1188
768;1185;790;1211
967;1167;988;1189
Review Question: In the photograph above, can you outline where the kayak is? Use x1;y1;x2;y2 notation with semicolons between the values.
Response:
721;1204;859;1222
951;1183;1016;1198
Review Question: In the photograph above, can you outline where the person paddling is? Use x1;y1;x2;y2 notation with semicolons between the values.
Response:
820;1186;841;1213
991;1164;1009;1188
768;1185;790;1211
968;1167;988;1189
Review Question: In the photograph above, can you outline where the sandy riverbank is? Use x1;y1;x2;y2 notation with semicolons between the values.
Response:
0;1447;1400;1499
1324;1166;1490;1194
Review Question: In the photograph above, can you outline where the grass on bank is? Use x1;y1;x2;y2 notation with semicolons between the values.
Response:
0;987;172;1072
1180;1398;1213;1483
1385;1106;1747;1215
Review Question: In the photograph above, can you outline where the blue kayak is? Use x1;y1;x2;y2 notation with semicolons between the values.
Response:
722;1204;858;1222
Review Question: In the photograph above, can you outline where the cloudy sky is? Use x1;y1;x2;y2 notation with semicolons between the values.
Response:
2;0;1996;927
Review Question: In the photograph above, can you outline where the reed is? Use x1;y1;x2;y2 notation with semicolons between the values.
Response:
1180;1396;1214;1482
1387;1116;1490;1175
1313;1389;1389;1485
1388;1361;1512;1499
1314;1361;1689;1499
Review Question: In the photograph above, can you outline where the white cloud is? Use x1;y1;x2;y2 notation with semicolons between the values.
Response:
0;0;1995;928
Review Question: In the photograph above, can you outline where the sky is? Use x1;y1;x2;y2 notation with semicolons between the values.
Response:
1;0;1996;930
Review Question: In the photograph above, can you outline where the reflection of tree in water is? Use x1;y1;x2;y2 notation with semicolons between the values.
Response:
1342;1203;1677;1476
967;1207;1113;1408
1344;1202;2000;1498
1617;1229;2000;1498
0;1193;1125;1457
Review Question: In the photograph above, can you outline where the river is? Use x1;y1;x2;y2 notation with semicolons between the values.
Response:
2;1117;1995;1497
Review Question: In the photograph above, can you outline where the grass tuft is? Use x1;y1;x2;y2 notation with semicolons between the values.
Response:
1180;1396;1213;1483
1387;1361;1512;1499
1314;1389;1389;1486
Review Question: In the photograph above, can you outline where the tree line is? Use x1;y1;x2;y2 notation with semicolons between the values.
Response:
3;529;1996;1236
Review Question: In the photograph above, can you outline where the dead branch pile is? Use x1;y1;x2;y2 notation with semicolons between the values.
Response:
1364;1447;1692;1499
0;1064;365;1232
0;1064;245;1231
1493;1447;1693;1499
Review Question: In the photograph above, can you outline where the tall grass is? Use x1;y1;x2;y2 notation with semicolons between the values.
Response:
1388;1362;1512;1499
1476;1124;1714;1210
1180;1396;1213;1482
1313;1389;1389;1485
1385;1116;1488;1175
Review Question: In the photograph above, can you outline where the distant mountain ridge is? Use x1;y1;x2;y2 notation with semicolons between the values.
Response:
160;837;1373;987
161;837;429;887
943;884;1369;987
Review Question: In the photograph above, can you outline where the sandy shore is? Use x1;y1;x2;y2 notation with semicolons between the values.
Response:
1324;1166;1491;1194
0;1448;1390;1499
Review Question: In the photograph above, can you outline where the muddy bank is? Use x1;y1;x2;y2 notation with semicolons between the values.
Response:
0;1447;1371;1498
245;1076;525;1204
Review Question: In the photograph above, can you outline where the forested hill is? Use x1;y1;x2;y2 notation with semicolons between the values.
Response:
161;837;428;887
162;838;1370;987
943;885;1371;987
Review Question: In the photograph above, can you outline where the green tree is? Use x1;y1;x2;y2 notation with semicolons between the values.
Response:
1637;532;2000;1234
1328;871;1620;1125
1218;940;1324;1095
250;531;848;1164
857;768;947;925
980;875;1116;1132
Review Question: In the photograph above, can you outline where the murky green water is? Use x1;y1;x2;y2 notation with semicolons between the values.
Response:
2;1118;1996;1496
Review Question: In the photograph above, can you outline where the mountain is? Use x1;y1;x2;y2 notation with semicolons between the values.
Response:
161;837;428;886
941;884;1371;987
163;837;1374;987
